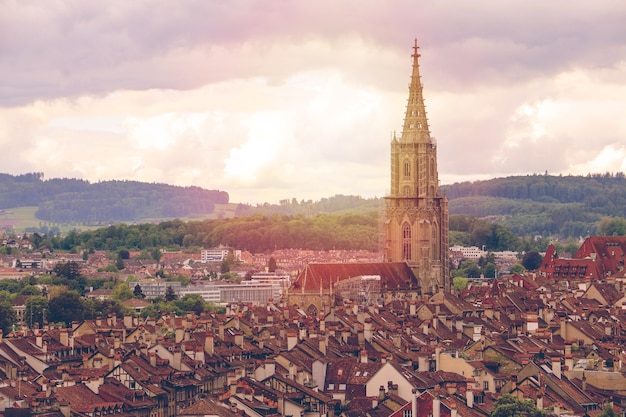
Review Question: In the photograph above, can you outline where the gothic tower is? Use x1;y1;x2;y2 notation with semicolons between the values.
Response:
384;39;450;294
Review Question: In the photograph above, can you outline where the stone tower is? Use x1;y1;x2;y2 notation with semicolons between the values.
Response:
384;39;450;294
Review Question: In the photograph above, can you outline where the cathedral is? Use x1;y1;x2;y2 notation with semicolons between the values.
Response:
288;40;449;315
384;39;450;294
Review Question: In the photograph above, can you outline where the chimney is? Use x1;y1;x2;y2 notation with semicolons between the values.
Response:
36;332;43;348
560;317;567;340
379;385;385;400
582;373;587;391
360;350;368;363
60;329;69;347
433;396;441;417
96;316;102;327
234;331;244;349
150;351;156;367
364;318;373;342
412;389;418;417
59;402;71;417
466;389;474;408
205;333;214;355
173;348;182;370
450;401;457;417
318;336;327;355
409;300;416;316
289;362;295;379
552;356;562;379
537;393;543;410
219;324;225;341
287;332;297;351
107;314;113;327
124;315;133;329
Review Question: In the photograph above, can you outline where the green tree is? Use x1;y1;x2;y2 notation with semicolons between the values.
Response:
453;277;468;292
522;251;543;271
111;283;133;302
174;294;208;315
510;263;526;274
53;261;81;280
19;285;42;296
133;283;145;298
48;291;86;326
115;256;125;270
598;404;619;417
267;257;277;272
118;249;130;259
165;285;177;302
483;262;497;278
151;248;162;262
0;299;17;334
490;394;546;417
25;296;49;329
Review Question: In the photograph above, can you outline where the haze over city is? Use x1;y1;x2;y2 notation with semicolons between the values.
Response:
1;1;626;205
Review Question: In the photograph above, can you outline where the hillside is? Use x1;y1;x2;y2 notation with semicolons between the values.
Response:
442;173;626;238
2;172;626;240
0;172;229;224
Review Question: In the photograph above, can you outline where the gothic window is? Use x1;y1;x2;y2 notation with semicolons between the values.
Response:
404;160;410;178
403;223;412;261
404;186;410;197
417;122;422;129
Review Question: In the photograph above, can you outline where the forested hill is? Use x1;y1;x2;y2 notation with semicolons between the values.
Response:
0;173;229;223
441;172;626;238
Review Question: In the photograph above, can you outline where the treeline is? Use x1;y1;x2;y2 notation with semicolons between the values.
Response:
0;173;228;223
48;213;380;253
442;172;626;238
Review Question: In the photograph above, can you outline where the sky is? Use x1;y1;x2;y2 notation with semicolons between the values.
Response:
2;1;626;205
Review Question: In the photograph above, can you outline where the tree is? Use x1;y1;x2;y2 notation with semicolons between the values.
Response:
48;291;86;326
165;285;177;302
118;249;130;259
111;283;133;302
133;283;145;298
53;261;81;280
151;248;162;263
0;299;17;334
522;251;543;271
115;256;125;270
267;256;277;272
25;296;49;329
174;294;208;315
598;404;619;417
490;394;547;417
453;277;468;292
510;263;526;274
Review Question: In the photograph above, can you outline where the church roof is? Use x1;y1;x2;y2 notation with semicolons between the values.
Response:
290;262;419;292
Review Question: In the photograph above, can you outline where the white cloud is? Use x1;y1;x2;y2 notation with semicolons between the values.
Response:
1;1;626;203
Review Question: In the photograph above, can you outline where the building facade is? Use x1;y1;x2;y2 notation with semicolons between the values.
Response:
384;39;450;294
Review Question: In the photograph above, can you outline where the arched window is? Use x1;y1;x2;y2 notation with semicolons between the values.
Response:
403;223;412;261
404;160;410;178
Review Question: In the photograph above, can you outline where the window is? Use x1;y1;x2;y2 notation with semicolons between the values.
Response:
327;384;334;390
403;223;412;261
404;160;411;178
484;381;489;391
339;384;346;391
403;410;412;417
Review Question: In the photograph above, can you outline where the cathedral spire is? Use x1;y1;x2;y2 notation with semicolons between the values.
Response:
401;38;431;144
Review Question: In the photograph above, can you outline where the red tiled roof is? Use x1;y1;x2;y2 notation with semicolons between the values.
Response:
291;262;418;292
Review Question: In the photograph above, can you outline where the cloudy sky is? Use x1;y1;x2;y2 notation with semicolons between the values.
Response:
2;1;626;205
